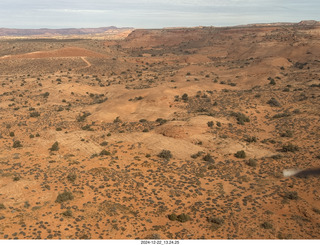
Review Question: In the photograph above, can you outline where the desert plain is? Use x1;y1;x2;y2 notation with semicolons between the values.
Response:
0;21;319;239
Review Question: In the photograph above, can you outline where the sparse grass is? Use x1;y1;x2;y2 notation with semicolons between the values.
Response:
30;111;40;117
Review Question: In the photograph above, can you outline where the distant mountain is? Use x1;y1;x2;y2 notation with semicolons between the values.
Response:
0;26;134;36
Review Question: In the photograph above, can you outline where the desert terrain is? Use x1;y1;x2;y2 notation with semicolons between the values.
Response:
0;21;319;239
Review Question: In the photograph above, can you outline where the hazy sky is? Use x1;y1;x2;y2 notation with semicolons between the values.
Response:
0;0;319;29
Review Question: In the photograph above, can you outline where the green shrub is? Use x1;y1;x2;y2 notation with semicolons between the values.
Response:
230;112;250;125
158;150;172;160
203;153;214;163
100;149;111;156
56;191;74;203
62;209;73;217
207;121;214;128
13;176;20;181
313;208;320;214
181;93;189;102
168;214;177;221
207;217;224;225
177;213;190;223
156;118;167;125
281;143;299;152
234;150;246;158
13;140;22;148
280;130;293;137
267;98;281;107
0;203;5;209
77;112;91;122
207;216;224;231
30;111;40;117
49;141;59;151
244;136;257;143
9;132;14;137
247;158;257;167
42;92;50;98
67;173;77;182
283;191;298;200
261;222;273;229
81;125;94;131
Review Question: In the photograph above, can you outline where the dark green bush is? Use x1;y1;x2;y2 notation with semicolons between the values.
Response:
0;203;5;209
261;222;273;229
177;213;190;223
100;149;111;156
56;191;74;203
49;141;59;151
203;153;214;163
267;98;281;107
284;191;298;200
181;93;189;101
13;140;22;148
168;214;177;221
207;121;214;128
244;136;257;143
234;150;246;158
230;112;250;125
281;143;299;152
30;111;40;117
158;150;172;160
67;173;77;182
156;118;167;125
247;158;257;167
62;209;73;217
207;216;224;231
280;130;293;137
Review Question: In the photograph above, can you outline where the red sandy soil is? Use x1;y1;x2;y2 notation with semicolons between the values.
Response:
0;22;319;240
